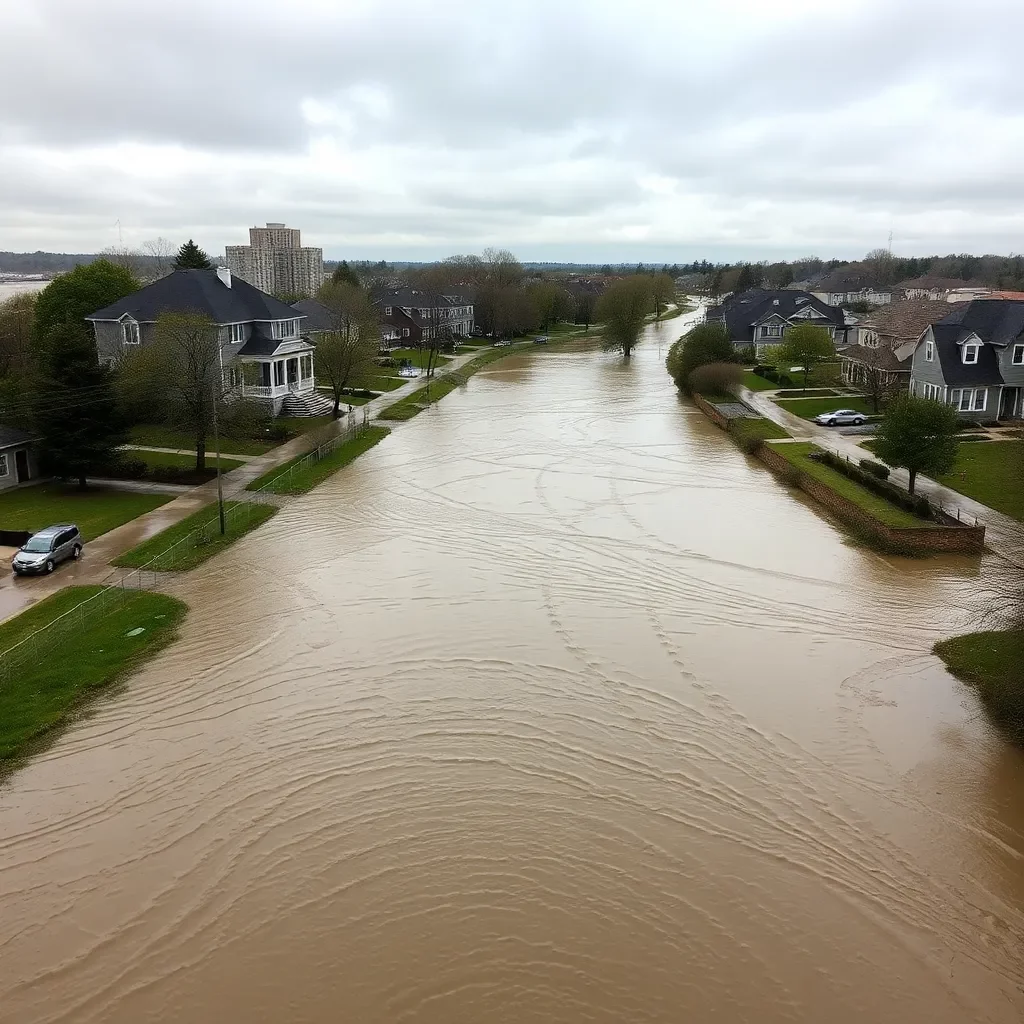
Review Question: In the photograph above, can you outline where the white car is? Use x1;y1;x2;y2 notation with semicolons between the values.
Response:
398;365;418;378
813;408;866;427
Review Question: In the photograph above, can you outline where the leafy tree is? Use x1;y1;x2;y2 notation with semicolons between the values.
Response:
0;292;38;428
34;259;139;346
873;394;960;495
597;277;651;358
574;290;597;329
173;239;212;270
666;322;734;392
773;322;834;390
315;282;380;416
529;281;575;329
650;273;676;317
331;260;361;287
34;322;126;488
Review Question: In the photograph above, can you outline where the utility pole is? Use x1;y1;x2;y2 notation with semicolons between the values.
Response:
211;380;226;535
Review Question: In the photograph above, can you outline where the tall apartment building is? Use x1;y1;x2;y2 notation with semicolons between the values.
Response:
225;222;324;298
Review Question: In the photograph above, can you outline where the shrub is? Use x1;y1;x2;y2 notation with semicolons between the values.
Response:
110;457;148;480
777;374;793;387
688;361;743;397
736;432;764;455
220;398;271;439
753;364;776;376
666;322;735;391
859;458;890;480
761;368;779;382
257;422;289;442
809;449;934;519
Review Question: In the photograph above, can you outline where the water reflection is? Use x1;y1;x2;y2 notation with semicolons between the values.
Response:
0;322;1021;1023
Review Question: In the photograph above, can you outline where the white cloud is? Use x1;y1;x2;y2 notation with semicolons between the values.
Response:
1;0;1023;260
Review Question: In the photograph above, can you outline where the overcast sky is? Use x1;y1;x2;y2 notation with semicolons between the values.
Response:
2;0;1023;262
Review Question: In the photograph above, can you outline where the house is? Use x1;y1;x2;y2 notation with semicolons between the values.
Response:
86;267;330;416
811;270;892;307
706;289;849;357
945;286;993;303
908;299;1024;421
378;288;474;337
839;299;959;391
0;426;37;493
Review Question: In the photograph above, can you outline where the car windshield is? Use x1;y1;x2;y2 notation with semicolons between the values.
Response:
23;537;53;553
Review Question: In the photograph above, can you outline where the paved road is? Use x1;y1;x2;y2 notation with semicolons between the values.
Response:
742;386;1024;567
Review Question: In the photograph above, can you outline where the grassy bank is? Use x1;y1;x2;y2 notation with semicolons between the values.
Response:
112;501;277;570
741;370;778;392
933;440;1024;522
248;425;390;494
0;483;172;541
0;586;187;763
776;443;926;528
730;417;791;446
935;629;1024;744
379;343;529;421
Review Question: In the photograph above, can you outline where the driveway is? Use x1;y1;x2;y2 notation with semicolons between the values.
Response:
741;386;1024;567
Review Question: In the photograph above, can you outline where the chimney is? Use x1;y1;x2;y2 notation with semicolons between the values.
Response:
217;266;232;288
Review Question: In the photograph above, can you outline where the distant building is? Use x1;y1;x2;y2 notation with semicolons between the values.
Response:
810;270;892;307
377;288;474;337
225;222;324;298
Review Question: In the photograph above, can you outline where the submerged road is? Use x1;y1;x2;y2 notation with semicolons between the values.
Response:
1;316;1022;1022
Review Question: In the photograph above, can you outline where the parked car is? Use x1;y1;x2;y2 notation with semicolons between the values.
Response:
12;524;83;576
534;335;549;345
813;409;866;427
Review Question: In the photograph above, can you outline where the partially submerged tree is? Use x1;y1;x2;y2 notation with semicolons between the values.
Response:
873;394;960;495
650;273;676;318
173;239;212;270
315;282;380;417
597;277;652;358
772;322;835;390
35;322;126;488
666;321;734;391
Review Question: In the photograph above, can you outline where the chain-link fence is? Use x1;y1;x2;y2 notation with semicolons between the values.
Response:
0;411;373;683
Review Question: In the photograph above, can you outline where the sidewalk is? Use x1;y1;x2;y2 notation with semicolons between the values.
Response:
742;386;1024;567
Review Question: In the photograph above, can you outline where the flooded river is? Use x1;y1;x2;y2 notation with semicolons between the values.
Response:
2;318;1023;1022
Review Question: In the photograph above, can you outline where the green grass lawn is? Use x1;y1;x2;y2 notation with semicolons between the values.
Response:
247;426;390;494
774;388;840;398
0;586;187;763
777;443;927;528
730;417;791;444
385;348;453;370
741;371;779;392
275;415;334;438
355;374;406;392
935;629;1024;744
0;483;172;541
774;396;878;421
317;391;371;406
112;501;277;569
932;440;1024;522
130;449;245;473
130;424;276;457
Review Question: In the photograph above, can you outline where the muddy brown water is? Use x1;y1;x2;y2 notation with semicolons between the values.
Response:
1;319;1023;1022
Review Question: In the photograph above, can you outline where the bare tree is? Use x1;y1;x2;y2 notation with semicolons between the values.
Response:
315;282;380;417
410;265;457;379
120;311;238;471
100;245;150;281
142;237;176;279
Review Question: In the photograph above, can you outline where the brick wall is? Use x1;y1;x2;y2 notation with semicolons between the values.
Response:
692;393;732;429
756;444;985;554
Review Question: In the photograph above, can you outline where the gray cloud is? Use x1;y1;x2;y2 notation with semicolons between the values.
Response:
2;0;1023;259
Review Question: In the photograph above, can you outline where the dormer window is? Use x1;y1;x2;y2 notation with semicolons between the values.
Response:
228;323;245;344
385;306;392;315
1013;343;1024;365
121;318;140;345
272;319;299;340
924;340;934;361
963;342;979;364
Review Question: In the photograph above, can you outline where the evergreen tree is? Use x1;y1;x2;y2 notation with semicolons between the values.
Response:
331;260;361;287
34;322;126;488
173;239;212;269
734;263;757;293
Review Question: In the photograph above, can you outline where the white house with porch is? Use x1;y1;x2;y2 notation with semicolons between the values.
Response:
86;267;332;417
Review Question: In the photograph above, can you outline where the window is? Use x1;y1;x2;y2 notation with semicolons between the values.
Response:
950;389;961;408
963;343;979;364
921;382;942;401
385;306;392;315
958;388;987;412
761;324;782;338
272;319;298;340
0;453;7;477
121;320;140;345
402;328;410;337
924;340;934;361
1013;344;1024;365
228;323;245;344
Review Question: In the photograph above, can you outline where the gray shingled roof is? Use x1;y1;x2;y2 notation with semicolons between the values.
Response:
0;425;36;448
86;269;303;324
709;289;844;342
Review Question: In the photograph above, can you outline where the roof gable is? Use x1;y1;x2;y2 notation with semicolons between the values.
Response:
86;269;304;325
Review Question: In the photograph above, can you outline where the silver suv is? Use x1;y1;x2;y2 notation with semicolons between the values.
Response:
12;524;83;576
